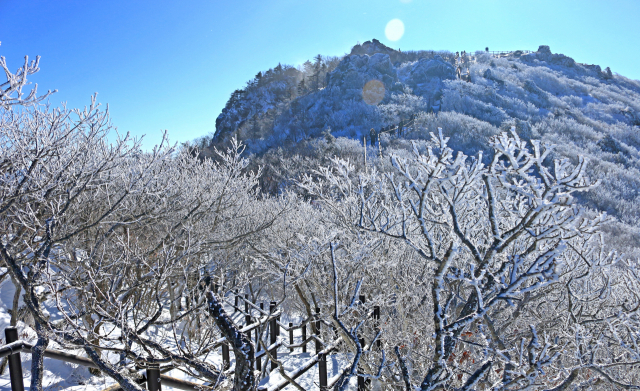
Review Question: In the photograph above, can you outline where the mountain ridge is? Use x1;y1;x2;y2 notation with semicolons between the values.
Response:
194;41;640;257
210;41;636;148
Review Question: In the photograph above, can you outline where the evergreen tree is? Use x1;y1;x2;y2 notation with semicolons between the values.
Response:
312;54;323;90
225;89;245;109
302;60;314;76
297;78;307;95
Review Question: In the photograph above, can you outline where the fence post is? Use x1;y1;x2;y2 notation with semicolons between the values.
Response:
315;307;321;353
286;322;293;353
147;363;162;391
316;307;327;390
359;293;366;352
374;305;381;349
256;302;263;371
357;336;372;391
234;290;239;312
270;301;278;371
5;327;24;391
247;332;254;371
244;294;251;326
221;343;230;370
301;322;307;353
358;337;366;391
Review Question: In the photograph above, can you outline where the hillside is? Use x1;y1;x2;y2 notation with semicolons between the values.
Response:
200;40;640;256
4;36;640;390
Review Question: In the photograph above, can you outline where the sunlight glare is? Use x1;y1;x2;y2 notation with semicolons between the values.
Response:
385;19;405;41
362;79;385;105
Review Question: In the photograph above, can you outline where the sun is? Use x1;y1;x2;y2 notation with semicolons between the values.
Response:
385;19;405;41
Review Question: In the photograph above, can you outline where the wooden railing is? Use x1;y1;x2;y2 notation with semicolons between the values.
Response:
1;290;380;391
0;328;205;391
485;50;533;57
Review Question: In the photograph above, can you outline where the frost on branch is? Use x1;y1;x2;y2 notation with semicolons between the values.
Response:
304;127;640;390
0;49;56;109
0;87;280;389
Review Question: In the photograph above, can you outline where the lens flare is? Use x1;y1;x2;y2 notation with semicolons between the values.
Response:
385;19;405;41
362;79;385;105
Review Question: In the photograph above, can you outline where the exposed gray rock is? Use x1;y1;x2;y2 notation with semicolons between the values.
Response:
537;45;551;54
515;119;533;139
482;68;505;86
522;45;576;67
407;56;455;86
598;134;626;155
620;107;640;126
583;64;602;73
350;39;400;59
523;80;550;107
326;53;398;101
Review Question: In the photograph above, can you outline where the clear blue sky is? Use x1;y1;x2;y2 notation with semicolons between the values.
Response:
1;0;639;150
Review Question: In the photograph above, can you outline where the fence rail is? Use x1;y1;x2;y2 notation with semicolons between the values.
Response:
1;290;379;391
485;50;533;57
257;337;343;391
0;329;206;391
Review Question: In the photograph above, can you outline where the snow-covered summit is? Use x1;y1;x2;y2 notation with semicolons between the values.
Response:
204;42;640;255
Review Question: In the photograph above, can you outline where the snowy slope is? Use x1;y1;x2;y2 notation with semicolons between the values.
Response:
0;277;358;391
206;41;640;258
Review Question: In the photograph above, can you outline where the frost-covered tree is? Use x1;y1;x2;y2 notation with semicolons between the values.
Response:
0;55;288;390
301;128;640;389
0;49;56;108
5;47;640;391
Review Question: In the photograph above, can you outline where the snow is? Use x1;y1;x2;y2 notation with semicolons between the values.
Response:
257;352;358;391
0;278;358;391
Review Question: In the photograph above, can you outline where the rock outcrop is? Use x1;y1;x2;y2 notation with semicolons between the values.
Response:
521;45;577;67
407;55;456;85
349;39;403;63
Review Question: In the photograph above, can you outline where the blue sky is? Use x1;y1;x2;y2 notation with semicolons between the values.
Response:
1;0;639;150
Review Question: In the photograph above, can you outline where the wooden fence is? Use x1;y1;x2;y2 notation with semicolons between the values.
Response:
0;290;380;391
485;50;533;57
369;115;417;143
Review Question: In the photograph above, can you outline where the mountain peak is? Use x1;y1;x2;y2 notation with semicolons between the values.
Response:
350;39;400;59
202;42;640;243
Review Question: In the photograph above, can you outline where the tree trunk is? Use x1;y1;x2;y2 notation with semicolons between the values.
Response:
30;322;50;391
206;292;256;391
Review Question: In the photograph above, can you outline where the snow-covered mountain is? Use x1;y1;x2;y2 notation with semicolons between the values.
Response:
203;39;640;256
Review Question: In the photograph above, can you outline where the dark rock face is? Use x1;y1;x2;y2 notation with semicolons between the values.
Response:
407;56;456;86
598;134;625;155
521;45;576;68
350;39;403;63
583;64;602;73
537;45;551;54
515;119;533;140
520;46;617;81
482;68;505;86
326;53;398;101
214;65;302;143
550;54;576;67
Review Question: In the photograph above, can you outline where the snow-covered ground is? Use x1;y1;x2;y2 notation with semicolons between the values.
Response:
0;278;359;391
